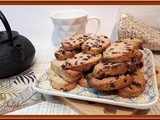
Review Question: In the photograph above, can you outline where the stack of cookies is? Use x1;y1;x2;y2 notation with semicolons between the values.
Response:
50;34;146;98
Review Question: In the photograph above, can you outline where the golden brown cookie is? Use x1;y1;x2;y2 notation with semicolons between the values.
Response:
116;37;143;49
54;47;81;60
92;62;128;78
51;59;83;82
102;42;135;63
88;74;134;91
82;35;111;55
62;52;102;71
61;34;90;51
49;69;77;91
118;70;147;98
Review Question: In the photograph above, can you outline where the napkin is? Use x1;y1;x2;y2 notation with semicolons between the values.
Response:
0;68;45;114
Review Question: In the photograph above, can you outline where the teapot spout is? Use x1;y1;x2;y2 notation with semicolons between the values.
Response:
11;44;25;62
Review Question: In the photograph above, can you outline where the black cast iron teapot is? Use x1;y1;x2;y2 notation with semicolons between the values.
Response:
0;11;35;78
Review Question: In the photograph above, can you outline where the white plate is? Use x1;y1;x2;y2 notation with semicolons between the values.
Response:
33;48;158;109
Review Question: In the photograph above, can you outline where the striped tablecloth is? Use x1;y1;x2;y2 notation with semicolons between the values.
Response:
7;45;160;115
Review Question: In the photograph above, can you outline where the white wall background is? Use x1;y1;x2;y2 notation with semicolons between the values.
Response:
0;5;122;45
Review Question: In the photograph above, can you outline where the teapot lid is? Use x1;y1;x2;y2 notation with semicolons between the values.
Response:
0;31;19;43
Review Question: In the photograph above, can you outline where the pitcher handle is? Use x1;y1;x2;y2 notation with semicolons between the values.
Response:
0;10;13;47
87;16;101;36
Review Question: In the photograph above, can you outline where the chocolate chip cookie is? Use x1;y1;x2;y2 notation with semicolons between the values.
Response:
54;47;81;60
82;35;111;55
61;34;90;51
49;69;77;91
103;42;135;63
118;70;147;98
92;62;128;78
88;74;134;91
116;37;143;49
62;52;102;71
51;59;83;82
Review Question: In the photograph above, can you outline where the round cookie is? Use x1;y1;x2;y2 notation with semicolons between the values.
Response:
62;52;102;72
102;42;135;63
118;70;147;98
82;35;111;55
54;47;81;60
92;62;128;78
49;69;77;91
61;34;90;51
88;74;134;91
116;37;143;49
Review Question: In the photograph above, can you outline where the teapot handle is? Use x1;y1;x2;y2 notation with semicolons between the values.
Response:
0;10;13;47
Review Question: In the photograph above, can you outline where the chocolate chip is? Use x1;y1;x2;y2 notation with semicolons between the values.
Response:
83;35;88;37
128;65;136;73
131;57;136;63
85;45;91;50
73;56;77;59
136;62;143;68
101;41;105;43
132;82;141;87
139;46;144;50
104;36;108;38
92;44;98;48
75;60;78;65
55;53;59;57
87;55;91;59
110;83;115;88
110;48;114;50
123;79;127;82
65;42;70;44
101;57;107;63
58;50;65;54
66;62;72;66
61;64;67;70
79;37;83;39
130;37;133;40
99;45;102;47
82;58;88;61
80;62;84;64
112;52;120;54
70;38;74;40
